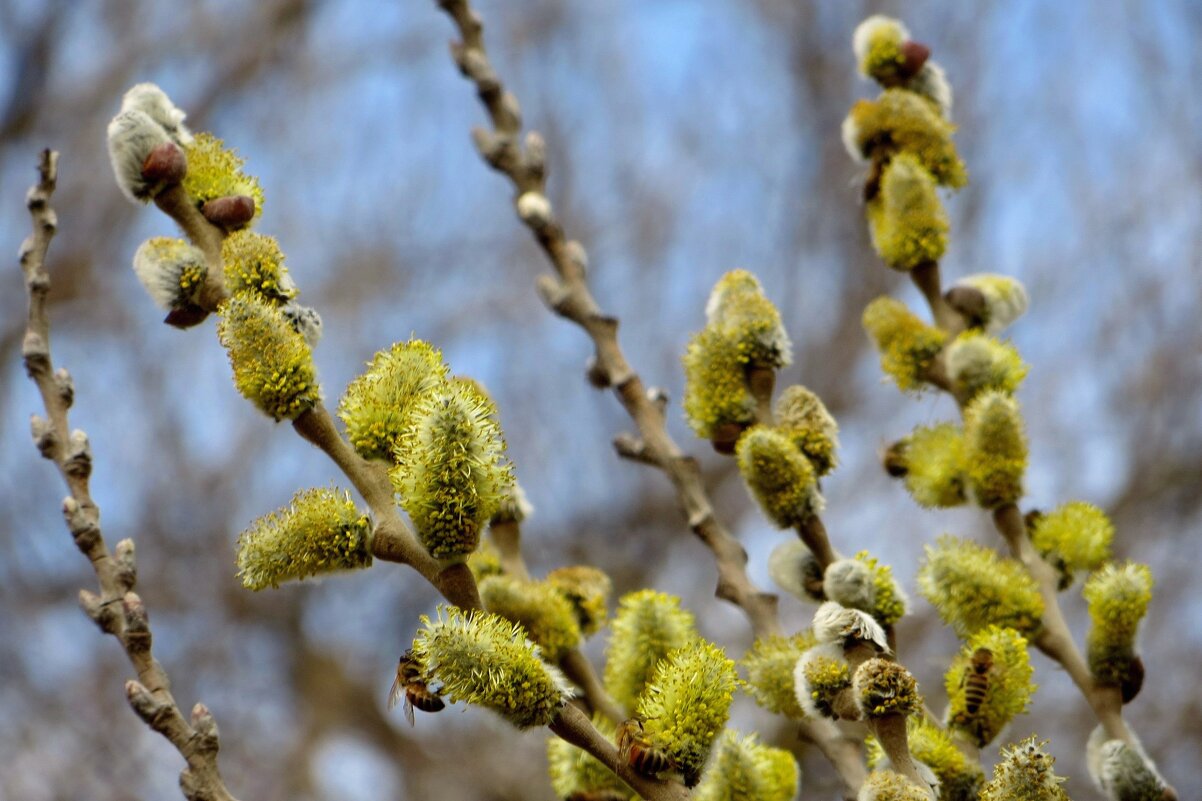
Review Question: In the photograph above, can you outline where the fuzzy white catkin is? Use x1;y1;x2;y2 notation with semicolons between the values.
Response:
812;601;889;651
280;303;323;348
953;274;1030;334
908;61;953;118
852;15;909;67
121;83;193;146
793;641;846;719
107;110;173;203
823;559;876;611
1086;726;1166;801
768;540;824;602
132;239;207;309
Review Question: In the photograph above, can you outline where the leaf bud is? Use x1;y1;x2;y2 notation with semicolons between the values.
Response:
944;625;1036;748
866;154;949;271
773;385;839;476
1030;501;1114;588
812;601;889;652
768;539;826;602
108;110;175;203
704;269;792;369
392;379;514;561
981;736;1069;801
694;730;799;801
280;302;323;348
546;565;612;637
235;487;372;590
604;589;697;715
140;141;187;186
917;535;1043;638
946;274;1029;335
964;391;1027;509
636;640;738;787
1084;562;1153;688
339;339;449;462
412;606;572;729
201;195;256;229
183;132;264;221
516;191;553;230
478;575;582;661
824;558;875;612
121;83;193;146
906;61;953;119
1087;727;1169;801
216;293;321;421
132;237;208;311
862;297;947;392
741;631;816;720
736;426;823;528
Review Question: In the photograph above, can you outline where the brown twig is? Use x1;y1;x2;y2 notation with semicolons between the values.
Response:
486;518;624;723
549;703;690;801
20;149;241;801
911;257;1176;798
432;0;877;794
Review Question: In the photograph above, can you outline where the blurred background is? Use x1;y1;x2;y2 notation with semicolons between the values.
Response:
1;1;1199;799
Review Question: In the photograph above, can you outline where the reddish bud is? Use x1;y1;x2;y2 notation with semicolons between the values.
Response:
201;195;255;228
900;41;931;78
140;142;186;186
164;305;210;329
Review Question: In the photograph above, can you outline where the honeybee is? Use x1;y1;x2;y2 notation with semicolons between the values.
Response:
387;650;445;726
961;647;994;715
616;717;673;778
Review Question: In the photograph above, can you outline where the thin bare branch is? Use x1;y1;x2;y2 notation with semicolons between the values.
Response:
20;149;241;801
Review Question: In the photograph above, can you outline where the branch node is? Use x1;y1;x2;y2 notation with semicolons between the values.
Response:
62;496;100;553
122;592;152;653
54;367;74;408
64;429;93;479
115;538;138;592
30;414;56;459
646;386;670;413
563;239;589;276
516;191;553;231
613;433;655;465
535;274;571;313
523;130;546;183
585;355;611;389
21;330;50;376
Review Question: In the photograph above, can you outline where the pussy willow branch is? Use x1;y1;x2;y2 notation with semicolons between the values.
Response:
486;520;625;724
908;263;1178;799
432;2;868;796
19;149;240;801
550;704;690;801
150;167;482;611
434;0;777;644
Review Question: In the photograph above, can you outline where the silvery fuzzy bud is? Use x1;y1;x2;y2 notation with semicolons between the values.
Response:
768;540;826;602
107;110;174;203
812;601;889;652
1087;727;1168;801
280;303;323;348
121;83;193;146
824;559;877;613
132;238;208;311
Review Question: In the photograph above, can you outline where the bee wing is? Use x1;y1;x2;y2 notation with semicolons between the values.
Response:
403;696;416;727
387;673;405;711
